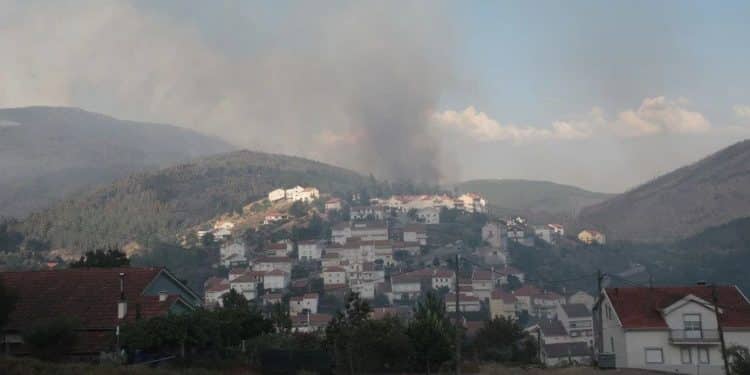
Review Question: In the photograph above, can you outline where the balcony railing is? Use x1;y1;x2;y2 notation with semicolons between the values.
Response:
669;329;720;343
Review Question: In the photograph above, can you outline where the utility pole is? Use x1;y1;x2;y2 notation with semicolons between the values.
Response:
595;270;604;355
711;284;730;375
454;253;461;375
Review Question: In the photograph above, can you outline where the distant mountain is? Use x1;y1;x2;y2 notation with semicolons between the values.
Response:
16;150;372;251
0;106;234;218
577;139;750;242
456;179;612;217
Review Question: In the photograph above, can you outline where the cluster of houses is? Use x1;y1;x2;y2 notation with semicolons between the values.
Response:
4;264;750;375
268;185;320;203
372;193;488;215
196;187;747;375
482;217;606;248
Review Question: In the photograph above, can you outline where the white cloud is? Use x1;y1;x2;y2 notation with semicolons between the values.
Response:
434;97;711;143
614;97;711;137
431;106;596;143
734;105;750;119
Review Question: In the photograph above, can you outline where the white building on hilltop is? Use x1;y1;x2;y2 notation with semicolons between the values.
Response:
268;188;286;202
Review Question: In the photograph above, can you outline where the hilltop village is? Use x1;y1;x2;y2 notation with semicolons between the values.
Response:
195;185;608;365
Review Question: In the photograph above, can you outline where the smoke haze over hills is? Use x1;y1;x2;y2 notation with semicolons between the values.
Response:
0;0;455;184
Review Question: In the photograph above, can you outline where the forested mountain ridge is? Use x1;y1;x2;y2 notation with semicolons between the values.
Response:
0;106;234;218
14;150;373;251
577;139;750;242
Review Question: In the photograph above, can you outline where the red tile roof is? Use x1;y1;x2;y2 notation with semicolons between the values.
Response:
514;284;542;297
293;313;332;326
491;289;517;303
255;256;293;263
323;266;346;273
0;268;194;354
535;291;563;301
445;293;480;303
606;286;750;329
472;270;493;281
403;224;426;233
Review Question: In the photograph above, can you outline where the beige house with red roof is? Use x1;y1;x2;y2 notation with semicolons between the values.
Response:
471;269;495;299
595;285;750;374
490;289;518;319
252;256;293;274
325;198;344;211
322;266;347;286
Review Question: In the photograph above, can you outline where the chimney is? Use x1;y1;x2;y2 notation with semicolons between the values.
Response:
159;291;168;302
117;272;127;320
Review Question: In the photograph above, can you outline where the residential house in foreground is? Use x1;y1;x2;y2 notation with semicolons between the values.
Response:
595;285;750;375
0;268;201;358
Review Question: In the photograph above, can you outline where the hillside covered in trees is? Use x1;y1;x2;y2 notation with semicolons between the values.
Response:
512;216;750;293
10;150;381;251
577;139;750;242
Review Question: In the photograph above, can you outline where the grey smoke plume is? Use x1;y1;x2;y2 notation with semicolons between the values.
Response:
0;0;455;184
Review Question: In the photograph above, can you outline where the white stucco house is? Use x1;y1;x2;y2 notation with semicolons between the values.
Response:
323;266;347;286
220;242;247;267
595;285;750;375
262;270;290;291
403;224;427;246
268;188;286;202
297;240;323;261
290;293;319;315
229;273;258;301
416;207;440;224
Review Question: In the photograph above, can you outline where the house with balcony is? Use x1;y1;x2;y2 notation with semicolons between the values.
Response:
556;303;593;344
594;285;750;375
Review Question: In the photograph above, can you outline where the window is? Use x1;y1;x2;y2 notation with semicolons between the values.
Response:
610;337;615;353
681;348;692;364
645;348;664;364
684;314;702;330
606;304;612;320
698;348;710;364
684;314;703;339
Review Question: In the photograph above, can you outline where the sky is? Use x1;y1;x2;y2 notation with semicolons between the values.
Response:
2;0;750;192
